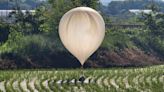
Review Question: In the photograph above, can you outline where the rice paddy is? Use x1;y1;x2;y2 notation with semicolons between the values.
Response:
0;65;163;92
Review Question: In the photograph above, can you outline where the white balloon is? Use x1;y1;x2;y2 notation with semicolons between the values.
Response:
59;7;105;65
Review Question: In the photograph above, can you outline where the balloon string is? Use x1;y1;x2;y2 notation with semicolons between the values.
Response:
81;65;84;76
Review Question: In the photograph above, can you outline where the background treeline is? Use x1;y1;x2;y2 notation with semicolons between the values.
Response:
103;0;164;16
100;0;164;24
0;0;45;9
0;0;163;69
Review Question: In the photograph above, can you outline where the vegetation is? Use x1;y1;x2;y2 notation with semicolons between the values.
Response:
0;0;44;10
0;0;164;69
0;65;163;92
0;1;163;92
101;0;164;24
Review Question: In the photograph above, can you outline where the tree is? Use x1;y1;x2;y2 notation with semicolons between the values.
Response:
9;10;45;34
138;2;164;58
141;2;163;36
81;0;99;9
0;21;10;43
45;0;99;32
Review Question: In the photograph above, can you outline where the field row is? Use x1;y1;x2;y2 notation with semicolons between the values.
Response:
0;65;163;92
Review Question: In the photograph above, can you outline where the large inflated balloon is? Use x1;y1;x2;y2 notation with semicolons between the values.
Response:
59;7;105;65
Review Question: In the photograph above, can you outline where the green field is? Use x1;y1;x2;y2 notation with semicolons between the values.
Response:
0;65;163;92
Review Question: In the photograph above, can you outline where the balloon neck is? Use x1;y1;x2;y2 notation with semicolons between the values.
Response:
81;65;83;69
80;65;84;76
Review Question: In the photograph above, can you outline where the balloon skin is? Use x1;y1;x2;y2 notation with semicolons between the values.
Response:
59;7;105;65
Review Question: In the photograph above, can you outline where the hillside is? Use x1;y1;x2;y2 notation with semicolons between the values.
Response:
101;0;164;16
0;0;45;10
0;0;164;69
99;0;164;24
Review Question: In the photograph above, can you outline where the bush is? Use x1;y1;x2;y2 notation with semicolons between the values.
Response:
101;28;135;51
149;37;164;57
15;34;65;55
0;22;10;43
1;33;65;54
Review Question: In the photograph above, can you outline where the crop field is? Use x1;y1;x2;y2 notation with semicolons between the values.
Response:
0;65;163;92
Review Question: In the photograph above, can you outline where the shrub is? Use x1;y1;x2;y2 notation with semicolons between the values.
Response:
101;28;135;51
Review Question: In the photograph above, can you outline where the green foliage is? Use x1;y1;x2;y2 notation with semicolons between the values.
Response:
0;0;100;55
100;0;164;25
80;0;99;9
106;0;164;16
138;7;164;56
102;28;136;51
0;0;44;9
0;22;9;44
139;1;164;35
0;26;23;53
149;36;164;56
43;0;99;32
44;0;72;32
0;32;65;56
102;22;164;58
13;34;65;56
9;9;44;34
131;30;149;51
0;0;163;69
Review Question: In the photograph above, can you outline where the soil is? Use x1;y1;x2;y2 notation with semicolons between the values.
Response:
0;48;163;69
